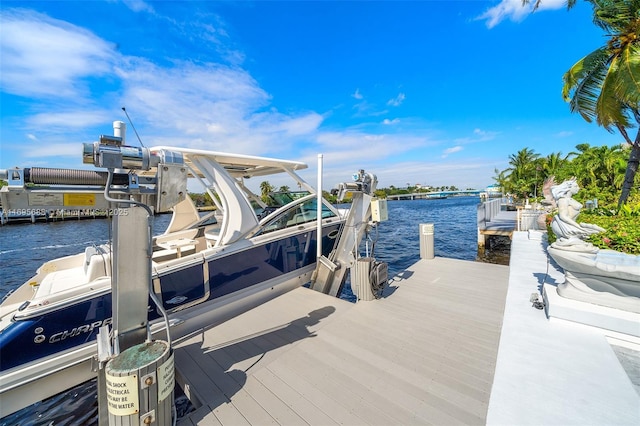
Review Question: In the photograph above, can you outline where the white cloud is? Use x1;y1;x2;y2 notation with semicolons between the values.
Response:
387;93;406;107
367;159;493;189
1;7;491;191
382;118;400;125
475;0;566;29
27;110;111;129
0;9;114;98
122;0;155;13
442;146;463;157
454;128;498;144
352;100;388;117
22;143;81;158
314;131;428;162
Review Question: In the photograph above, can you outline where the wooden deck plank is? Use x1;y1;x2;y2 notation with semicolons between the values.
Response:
310;321;490;417
342;306;503;364
174;338;229;408
280;343;471;426
253;368;339;425
268;345;427;425
178;405;223;426
238;376;309;426
292;332;486;424
263;354;368;425
189;326;316;425
177;257;509;425
317;315;496;398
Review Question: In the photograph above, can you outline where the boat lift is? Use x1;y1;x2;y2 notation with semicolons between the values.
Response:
1;122;187;424
1;121;388;423
311;170;389;301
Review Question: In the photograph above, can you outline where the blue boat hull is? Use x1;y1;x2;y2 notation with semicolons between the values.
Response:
0;225;340;372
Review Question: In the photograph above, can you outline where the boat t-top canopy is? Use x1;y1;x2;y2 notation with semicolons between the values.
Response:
149;146;314;245
149;146;308;180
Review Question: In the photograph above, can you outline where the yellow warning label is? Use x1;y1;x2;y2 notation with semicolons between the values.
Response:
158;353;175;402
63;193;95;206
105;373;139;416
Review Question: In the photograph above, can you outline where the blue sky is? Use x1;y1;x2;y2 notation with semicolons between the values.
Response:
0;0;624;191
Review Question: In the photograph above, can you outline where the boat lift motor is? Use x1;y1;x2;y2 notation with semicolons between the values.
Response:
0;124;186;220
311;170;389;299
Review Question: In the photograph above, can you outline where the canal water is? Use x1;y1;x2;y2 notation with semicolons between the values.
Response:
0;196;508;424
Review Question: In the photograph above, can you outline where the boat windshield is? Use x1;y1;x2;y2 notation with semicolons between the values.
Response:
267;191;311;207
255;197;336;236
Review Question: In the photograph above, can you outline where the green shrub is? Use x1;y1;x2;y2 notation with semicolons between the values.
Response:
579;212;640;254
545;203;640;255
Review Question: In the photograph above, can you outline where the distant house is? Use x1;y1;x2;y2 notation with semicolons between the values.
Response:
485;184;502;197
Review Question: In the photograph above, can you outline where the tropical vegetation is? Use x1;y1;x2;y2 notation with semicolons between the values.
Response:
495;143;638;206
497;142;639;254
531;0;640;207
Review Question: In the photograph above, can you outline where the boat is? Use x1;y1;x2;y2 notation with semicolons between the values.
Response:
0;122;380;417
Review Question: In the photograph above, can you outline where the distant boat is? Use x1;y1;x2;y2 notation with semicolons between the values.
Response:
425;194;447;199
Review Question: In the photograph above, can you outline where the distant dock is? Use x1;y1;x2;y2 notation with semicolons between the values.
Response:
476;198;545;248
173;231;639;425
0;209;110;225
387;190;481;200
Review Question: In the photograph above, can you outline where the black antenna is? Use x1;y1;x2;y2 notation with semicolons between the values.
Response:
121;107;145;148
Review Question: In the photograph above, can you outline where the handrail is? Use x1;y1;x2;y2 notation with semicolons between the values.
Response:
477;198;502;230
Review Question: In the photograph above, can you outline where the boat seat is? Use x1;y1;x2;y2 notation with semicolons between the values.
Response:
152;245;197;263
29;276;110;310
84;246;99;272
36;267;91;298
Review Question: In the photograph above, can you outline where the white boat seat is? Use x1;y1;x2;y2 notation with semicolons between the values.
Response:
37;267;92;298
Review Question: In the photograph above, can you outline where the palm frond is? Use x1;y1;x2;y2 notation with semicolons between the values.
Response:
589;0;638;33
563;48;611;123
614;43;640;106
597;56;632;129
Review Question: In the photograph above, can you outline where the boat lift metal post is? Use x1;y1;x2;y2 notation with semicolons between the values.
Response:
317;154;323;265
311;170;382;297
83;122;187;425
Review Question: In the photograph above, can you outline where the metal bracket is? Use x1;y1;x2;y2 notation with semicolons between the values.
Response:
140;371;157;389
140;409;156;425
6;168;25;187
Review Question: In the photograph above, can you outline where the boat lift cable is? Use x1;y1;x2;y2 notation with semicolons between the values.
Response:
103;169;173;349
121;107;145;148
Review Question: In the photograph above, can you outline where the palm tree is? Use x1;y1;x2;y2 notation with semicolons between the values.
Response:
542;152;568;179
505;148;540;198
260;181;274;203
559;0;640;207
493;167;510;194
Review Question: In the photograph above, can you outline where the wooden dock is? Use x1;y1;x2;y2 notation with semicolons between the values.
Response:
174;258;509;425
477;199;517;247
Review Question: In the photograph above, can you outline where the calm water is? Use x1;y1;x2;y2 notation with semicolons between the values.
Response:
1;197;486;300
0;214;173;300
1;196;499;424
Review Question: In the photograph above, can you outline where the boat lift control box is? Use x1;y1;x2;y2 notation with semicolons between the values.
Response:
371;198;388;222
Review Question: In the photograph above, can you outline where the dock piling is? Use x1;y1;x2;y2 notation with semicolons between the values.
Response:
419;223;435;259
105;340;174;426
